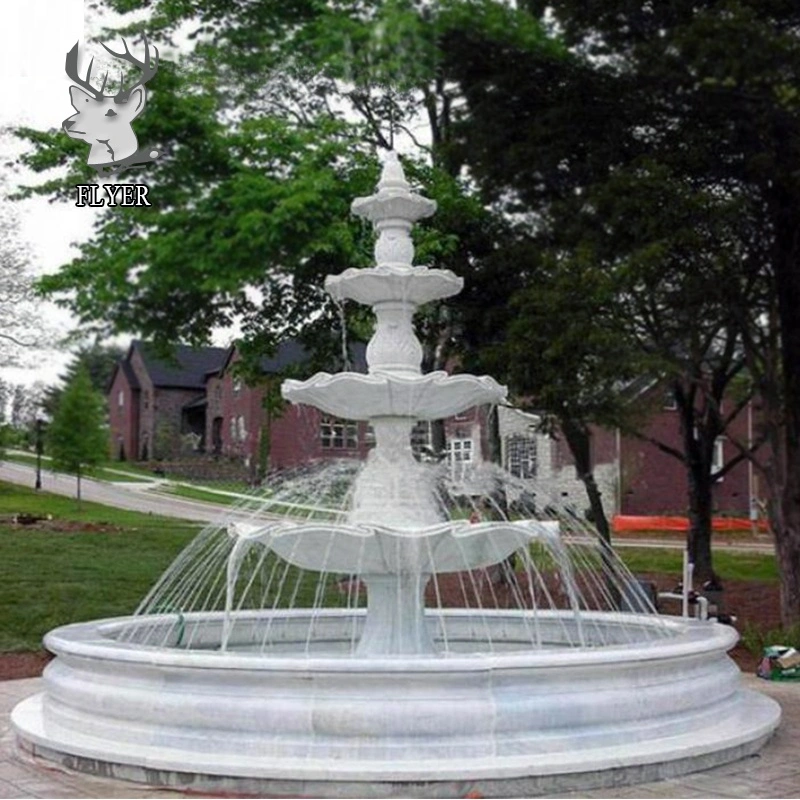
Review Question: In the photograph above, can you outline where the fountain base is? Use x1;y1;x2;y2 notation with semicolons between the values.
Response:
12;611;780;797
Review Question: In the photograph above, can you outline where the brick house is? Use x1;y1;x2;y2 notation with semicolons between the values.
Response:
107;341;228;461
109;340;760;516
618;385;755;517
205;341;373;476
496;385;761;519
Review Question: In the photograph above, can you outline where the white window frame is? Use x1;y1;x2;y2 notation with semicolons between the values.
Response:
321;416;358;449
712;437;725;479
447;437;474;480
506;434;537;479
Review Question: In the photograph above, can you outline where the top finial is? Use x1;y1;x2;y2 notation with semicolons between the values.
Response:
377;151;409;193
351;150;436;226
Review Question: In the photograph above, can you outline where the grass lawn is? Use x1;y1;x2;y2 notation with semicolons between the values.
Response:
160;483;247;506
619;547;778;584
0;481;200;650
0;478;781;654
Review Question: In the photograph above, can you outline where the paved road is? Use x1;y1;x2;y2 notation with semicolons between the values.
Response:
0;460;232;525
0;459;776;553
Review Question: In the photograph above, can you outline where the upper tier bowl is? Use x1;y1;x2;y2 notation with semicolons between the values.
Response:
281;370;507;421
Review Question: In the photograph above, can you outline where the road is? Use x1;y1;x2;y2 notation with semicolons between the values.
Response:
0;460;233;525
0;459;775;553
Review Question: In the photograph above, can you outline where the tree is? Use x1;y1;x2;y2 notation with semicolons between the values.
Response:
0;182;49;366
47;367;108;507
443;1;800;621
41;342;126;420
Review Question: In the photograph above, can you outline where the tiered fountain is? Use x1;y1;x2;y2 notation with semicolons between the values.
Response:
13;153;780;797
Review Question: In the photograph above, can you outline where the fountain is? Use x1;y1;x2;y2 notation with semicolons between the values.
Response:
12;152;780;797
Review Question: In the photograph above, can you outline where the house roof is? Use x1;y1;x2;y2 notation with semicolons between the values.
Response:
107;357;141;394
131;340;229;389
215;340;368;378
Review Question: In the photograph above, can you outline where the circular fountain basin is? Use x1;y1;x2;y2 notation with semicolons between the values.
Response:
13;610;780;797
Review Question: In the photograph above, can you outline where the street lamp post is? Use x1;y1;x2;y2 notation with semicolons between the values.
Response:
35;418;43;491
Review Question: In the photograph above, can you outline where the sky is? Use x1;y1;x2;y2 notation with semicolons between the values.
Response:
0;0;140;389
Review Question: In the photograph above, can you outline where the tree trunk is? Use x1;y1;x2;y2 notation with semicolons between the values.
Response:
560;417;620;606
560;418;612;546
686;467;715;584
773;470;800;628
487;405;502;465
768;193;800;627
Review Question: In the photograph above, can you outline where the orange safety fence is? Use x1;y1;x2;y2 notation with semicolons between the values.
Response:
612;515;770;533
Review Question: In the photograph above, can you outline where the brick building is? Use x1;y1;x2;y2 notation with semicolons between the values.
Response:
107;341;227;461
205;341;373;476
109;341;760;516
497;385;761;519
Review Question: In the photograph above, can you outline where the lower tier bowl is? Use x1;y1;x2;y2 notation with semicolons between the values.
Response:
12;610;780;798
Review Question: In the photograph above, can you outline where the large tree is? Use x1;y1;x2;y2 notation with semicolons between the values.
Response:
443;1;799;621
14;0;549;462
16;2;540;370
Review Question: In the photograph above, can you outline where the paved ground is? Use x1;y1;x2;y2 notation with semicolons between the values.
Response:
1;675;798;799
0;461;259;527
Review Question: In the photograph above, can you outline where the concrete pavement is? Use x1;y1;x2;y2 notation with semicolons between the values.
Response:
0;460;238;525
1;674;799;798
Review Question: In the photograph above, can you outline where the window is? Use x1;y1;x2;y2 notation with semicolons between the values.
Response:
237;415;247;442
411;420;433;455
229;417;237;442
712;437;725;477
663;390;677;410
447;438;474;480
117;390;124;408
506;435;537;479
232;378;242;396
143;390;150;410
321;416;358;449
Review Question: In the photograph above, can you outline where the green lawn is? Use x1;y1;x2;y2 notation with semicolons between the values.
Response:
160;483;245;506
0;481;199;650
619;547;778;584
0;479;780;653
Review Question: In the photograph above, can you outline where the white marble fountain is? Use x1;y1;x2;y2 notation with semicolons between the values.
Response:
12;153;780;797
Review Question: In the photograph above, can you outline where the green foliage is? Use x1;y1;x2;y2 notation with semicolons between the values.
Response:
740;622;800;657
41;342;125;420
46;367;108;501
15;0;556;378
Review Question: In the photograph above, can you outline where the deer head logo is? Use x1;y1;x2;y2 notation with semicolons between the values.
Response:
63;37;159;176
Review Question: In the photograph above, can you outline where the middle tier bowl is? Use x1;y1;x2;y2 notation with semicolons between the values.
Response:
281;371;507;420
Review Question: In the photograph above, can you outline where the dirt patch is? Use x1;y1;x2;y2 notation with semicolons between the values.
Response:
645;575;782;673
0;651;53;680
0;515;123;534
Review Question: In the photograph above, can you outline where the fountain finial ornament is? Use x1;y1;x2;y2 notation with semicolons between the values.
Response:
351;150;436;268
